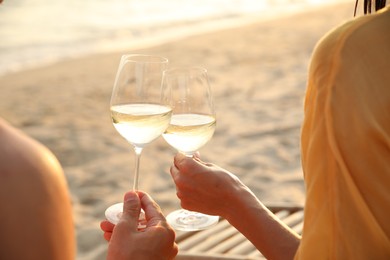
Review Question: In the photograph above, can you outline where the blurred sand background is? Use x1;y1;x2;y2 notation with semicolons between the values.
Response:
0;2;353;259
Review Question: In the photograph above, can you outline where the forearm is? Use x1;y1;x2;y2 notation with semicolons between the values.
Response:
171;155;300;259
224;188;300;260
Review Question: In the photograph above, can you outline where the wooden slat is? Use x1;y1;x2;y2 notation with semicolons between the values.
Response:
177;220;231;250
176;253;262;260
187;223;239;253
176;205;304;260
207;232;247;254
228;238;258;255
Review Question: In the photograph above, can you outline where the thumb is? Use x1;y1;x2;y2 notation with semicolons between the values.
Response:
119;191;141;230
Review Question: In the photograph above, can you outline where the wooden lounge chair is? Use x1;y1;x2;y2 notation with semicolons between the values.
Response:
175;204;304;260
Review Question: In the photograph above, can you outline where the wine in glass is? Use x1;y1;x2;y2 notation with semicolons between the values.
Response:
105;54;172;225
162;67;219;231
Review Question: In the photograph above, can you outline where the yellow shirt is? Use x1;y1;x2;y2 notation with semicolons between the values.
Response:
296;6;390;259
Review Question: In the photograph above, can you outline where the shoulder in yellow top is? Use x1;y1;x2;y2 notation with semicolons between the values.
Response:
297;6;390;260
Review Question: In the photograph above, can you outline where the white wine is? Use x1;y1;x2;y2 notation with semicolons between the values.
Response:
111;103;172;147
163;113;216;155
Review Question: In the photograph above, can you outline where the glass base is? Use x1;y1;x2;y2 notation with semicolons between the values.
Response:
166;209;219;231
105;202;146;230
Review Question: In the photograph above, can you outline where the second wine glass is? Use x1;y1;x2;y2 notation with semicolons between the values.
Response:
162;67;219;231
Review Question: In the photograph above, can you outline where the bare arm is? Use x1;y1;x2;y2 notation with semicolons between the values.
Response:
224;187;300;260
170;153;300;260
0;119;75;260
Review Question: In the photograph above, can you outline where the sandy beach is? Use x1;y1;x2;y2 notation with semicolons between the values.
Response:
0;2;353;259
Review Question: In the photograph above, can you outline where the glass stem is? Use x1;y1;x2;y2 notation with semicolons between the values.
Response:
133;147;143;191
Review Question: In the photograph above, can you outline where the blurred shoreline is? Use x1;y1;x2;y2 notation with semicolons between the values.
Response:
0;0;350;77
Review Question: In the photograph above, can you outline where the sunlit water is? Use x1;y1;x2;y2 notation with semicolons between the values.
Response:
0;0;350;76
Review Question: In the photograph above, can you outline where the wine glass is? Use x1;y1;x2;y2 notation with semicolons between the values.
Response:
162;67;219;231
105;54;172;225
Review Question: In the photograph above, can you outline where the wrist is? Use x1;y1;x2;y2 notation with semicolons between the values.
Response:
222;181;263;222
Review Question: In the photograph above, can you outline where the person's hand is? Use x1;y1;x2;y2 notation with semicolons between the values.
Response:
170;153;253;218
100;191;178;260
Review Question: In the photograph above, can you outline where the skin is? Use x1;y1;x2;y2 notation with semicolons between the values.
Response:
0;117;177;260
100;191;178;260
170;153;301;260
0;118;75;260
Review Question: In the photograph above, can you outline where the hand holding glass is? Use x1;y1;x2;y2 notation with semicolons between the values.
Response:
162;67;219;231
